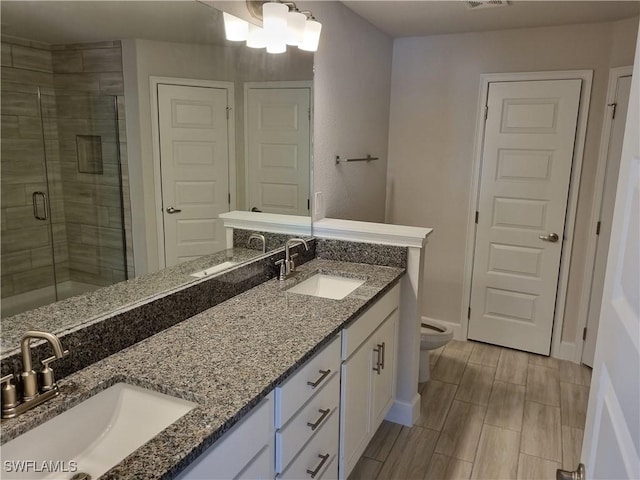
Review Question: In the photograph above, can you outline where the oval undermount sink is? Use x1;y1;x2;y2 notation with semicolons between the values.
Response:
190;261;239;278
1;383;196;480
287;273;365;300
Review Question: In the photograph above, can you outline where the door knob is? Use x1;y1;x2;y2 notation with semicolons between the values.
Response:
166;206;182;214
539;232;559;242
556;463;585;480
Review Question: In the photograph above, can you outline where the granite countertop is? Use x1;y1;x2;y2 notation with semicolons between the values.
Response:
0;259;405;479
1;247;263;354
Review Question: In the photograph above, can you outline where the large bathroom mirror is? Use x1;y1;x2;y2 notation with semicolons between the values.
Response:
0;0;313;354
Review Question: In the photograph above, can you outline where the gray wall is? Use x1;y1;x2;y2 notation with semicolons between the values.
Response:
304;0;393;223
385;17;639;343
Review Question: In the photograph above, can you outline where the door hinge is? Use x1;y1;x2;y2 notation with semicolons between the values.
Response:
583;327;587;341
484;105;488;120
596;221;601;235
307;198;310;210
226;106;231;120
228;193;231;204
475;211;479;224
308;107;311;120
608;102;617;119
468;306;471;319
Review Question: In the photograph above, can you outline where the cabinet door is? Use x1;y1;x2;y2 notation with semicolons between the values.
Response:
372;311;398;429
236;445;274;480
340;342;373;479
176;394;273;479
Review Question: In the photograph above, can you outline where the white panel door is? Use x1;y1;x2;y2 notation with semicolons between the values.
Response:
583;74;632;367
246;87;310;215
582;28;639;480
158;84;230;266
469;79;582;354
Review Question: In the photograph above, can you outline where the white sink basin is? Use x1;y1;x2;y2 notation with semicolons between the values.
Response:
1;383;196;480
287;274;365;300
190;261;239;278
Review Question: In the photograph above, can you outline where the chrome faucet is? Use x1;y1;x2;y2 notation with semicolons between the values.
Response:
276;238;309;281
247;233;266;253
1;330;69;419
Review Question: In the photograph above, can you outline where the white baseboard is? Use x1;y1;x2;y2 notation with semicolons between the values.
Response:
385;394;421;427
421;317;581;363
557;340;578;363
422;316;465;341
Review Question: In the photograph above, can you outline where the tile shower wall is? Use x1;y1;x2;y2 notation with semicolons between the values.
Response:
0;38;67;298
51;40;133;285
1;37;134;304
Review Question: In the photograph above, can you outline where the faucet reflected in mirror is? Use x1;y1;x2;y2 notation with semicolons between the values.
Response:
1;331;68;419
0;0;314;349
247;233;267;253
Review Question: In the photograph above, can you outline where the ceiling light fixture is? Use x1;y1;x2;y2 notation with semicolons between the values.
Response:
222;12;249;42
223;1;322;53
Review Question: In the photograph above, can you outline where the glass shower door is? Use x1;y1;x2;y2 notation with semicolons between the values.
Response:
42;92;128;300
1;88;58;317
1;88;128;318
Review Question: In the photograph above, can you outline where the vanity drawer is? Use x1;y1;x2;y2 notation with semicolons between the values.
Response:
278;407;339;480
276;335;341;428
176;393;273;480
276;372;340;472
342;284;399;360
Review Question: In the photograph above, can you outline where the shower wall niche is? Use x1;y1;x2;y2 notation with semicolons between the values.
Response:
1;37;134;317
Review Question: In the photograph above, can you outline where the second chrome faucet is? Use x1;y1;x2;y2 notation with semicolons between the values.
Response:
276;238;309;281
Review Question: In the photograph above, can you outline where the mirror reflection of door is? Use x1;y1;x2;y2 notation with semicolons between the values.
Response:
245;82;311;216
157;82;232;267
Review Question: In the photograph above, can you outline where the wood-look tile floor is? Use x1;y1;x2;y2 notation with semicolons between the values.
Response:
348;340;592;480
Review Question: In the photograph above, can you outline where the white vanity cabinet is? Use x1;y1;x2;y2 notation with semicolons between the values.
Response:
275;335;341;480
339;285;400;479
175;283;400;480
176;392;274;480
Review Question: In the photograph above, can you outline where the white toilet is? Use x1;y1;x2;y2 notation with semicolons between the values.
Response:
419;319;454;382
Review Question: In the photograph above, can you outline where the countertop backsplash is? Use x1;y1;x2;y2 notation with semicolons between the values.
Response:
0;240;316;381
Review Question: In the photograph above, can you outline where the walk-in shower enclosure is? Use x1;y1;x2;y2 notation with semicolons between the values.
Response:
1;39;133;318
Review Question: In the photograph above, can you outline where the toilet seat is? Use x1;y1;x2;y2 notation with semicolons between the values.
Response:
420;319;453;351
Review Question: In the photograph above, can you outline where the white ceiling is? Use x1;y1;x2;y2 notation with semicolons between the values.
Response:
1;1;638;46
341;1;640;38
0;1;229;46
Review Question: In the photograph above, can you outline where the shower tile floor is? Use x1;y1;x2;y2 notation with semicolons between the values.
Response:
348;340;592;480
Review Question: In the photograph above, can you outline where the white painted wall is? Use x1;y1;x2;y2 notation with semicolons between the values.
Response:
386;17;638;344
300;1;393;222
122;38;311;274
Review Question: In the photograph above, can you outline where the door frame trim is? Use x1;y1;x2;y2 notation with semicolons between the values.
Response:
576;66;633;364
460;70;593;360
243;80;313;212
149;76;236;269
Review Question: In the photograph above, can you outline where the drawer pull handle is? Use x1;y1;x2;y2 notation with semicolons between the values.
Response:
380;342;386;369
373;346;382;374
307;453;330;478
307;369;331;388
307;408;331;431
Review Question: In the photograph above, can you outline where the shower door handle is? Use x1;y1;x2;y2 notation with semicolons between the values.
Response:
32;192;48;221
